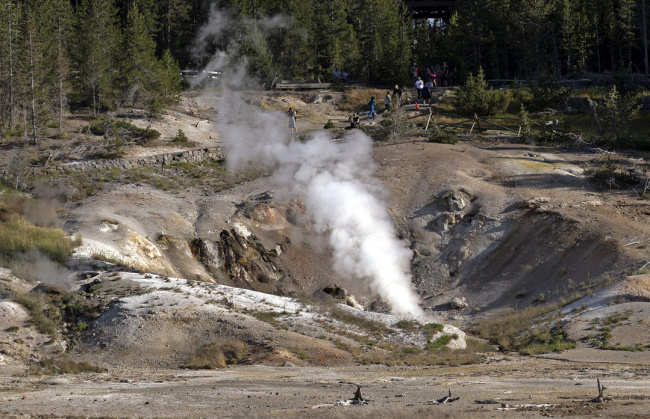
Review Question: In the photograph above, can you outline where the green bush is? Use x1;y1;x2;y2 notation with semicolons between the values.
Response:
422;323;444;340
324;119;335;129
425;334;458;350
89;118;161;145
456;67;512;116
173;129;189;143
589;85;641;144
429;128;459;144
590;163;640;188
526;75;568;111
517;324;576;355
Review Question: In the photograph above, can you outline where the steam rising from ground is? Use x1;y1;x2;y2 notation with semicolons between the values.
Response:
15;249;76;292
196;9;424;319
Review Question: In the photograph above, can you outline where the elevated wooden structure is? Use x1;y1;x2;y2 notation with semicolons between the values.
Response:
403;0;455;20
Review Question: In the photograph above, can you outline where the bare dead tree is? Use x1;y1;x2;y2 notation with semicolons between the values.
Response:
590;378;607;403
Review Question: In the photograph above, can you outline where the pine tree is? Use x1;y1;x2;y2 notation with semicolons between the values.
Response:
72;0;120;115
118;3;164;110
0;0;20;132
312;0;358;77
274;0;314;79
559;0;595;74
157;0;192;59
38;0;73;136
19;7;48;144
158;49;181;100
355;0;412;83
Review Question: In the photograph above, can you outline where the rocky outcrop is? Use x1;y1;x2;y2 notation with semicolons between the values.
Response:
217;227;284;285
51;147;224;173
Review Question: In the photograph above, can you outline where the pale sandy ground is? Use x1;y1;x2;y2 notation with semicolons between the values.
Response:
1;358;649;418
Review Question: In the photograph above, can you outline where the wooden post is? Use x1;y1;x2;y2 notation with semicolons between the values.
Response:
424;109;433;132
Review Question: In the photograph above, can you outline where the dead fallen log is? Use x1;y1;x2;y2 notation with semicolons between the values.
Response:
428;389;460;404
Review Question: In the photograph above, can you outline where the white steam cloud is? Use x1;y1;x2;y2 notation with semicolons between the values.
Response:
196;9;424;319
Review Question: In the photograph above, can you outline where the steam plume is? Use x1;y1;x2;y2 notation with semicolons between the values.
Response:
195;9;424;319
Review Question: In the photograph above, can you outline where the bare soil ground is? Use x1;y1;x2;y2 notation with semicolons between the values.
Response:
1;359;649;418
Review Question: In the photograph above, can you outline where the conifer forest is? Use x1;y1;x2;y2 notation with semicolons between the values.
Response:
2;0;650;140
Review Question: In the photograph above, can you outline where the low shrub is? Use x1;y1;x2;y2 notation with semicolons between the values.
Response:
13;293;60;337
429;127;459;144
517;324;576;355
422;323;444;340
329;307;390;335
35;357;105;374
173;129;189;143
426;334;458;350
469;302;564;352
182;340;249;369
589;163;640;189
89;118;161;145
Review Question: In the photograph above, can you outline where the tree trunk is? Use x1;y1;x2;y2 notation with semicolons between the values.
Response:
57;17;64;136
28;30;37;145
8;9;14;128
552;30;561;77
641;0;648;75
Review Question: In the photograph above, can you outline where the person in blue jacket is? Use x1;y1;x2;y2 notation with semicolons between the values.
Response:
367;96;377;120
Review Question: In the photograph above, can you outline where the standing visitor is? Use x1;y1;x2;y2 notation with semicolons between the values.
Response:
415;77;424;100
441;62;449;87
384;91;392;111
393;85;403;107
367;96;377;120
421;84;432;106
288;107;297;133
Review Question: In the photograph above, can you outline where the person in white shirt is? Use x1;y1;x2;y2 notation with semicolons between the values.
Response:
415;77;424;100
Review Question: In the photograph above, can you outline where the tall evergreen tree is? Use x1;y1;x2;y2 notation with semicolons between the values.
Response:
19;6;48;144
157;0;192;59
38;0;73;136
274;0;314;79
312;0;358;77
0;0;20;132
72;0;120;115
118;4;164;110
355;0;412;83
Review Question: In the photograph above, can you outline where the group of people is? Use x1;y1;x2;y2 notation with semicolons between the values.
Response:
411;62;449;88
332;68;350;83
287;62;450;131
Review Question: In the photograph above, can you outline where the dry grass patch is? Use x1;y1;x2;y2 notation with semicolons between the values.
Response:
0;214;80;264
12;293;60;338
328;307;390;336
32;356;105;374
182;340;248;369
340;88;388;112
